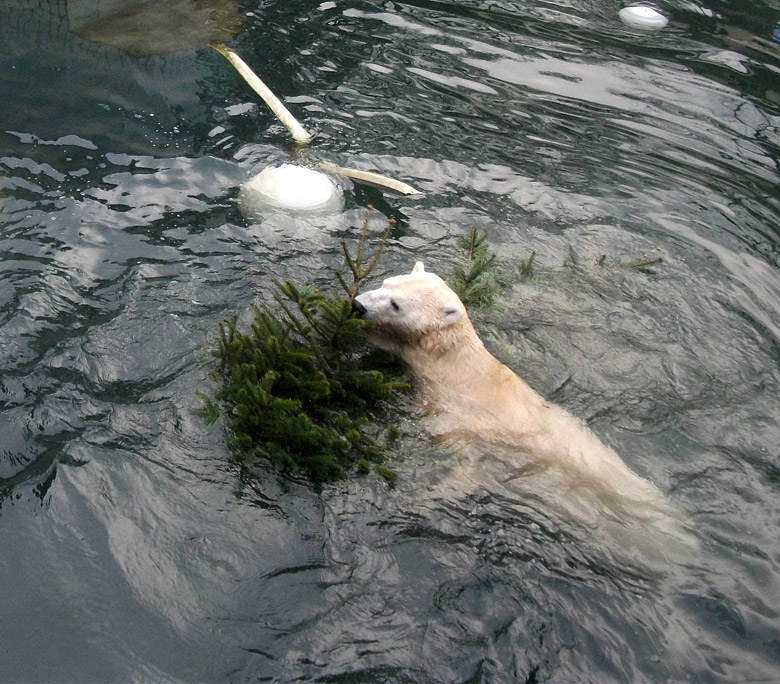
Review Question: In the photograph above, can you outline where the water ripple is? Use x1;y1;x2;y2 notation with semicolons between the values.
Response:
1;1;779;682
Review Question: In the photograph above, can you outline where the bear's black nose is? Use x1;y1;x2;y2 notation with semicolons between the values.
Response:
351;298;367;317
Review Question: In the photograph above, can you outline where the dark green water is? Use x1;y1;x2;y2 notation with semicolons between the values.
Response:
1;1;779;682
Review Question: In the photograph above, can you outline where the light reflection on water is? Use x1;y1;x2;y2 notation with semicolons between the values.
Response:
1;0;779;682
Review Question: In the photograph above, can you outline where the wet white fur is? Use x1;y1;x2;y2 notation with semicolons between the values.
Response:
354;261;666;508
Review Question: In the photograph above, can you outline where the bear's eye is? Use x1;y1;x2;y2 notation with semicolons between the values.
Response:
390;299;400;312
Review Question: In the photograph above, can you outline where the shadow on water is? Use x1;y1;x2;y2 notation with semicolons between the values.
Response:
1;0;780;682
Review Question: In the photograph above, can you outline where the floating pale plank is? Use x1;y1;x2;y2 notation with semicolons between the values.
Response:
212;43;313;146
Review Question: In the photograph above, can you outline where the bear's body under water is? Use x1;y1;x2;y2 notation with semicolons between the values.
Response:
353;262;693;540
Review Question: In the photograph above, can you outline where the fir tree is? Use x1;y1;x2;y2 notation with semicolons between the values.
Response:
450;227;512;307
199;209;407;484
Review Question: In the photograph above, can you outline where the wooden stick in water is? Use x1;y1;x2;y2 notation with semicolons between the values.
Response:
212;42;423;197
317;161;421;197
212;42;313;145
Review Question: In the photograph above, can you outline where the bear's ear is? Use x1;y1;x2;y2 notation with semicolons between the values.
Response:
411;261;426;274
443;305;464;323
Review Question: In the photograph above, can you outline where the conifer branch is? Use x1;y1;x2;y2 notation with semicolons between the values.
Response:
200;207;405;485
449;227;510;308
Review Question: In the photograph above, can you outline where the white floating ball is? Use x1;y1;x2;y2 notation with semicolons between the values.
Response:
238;164;344;218
618;5;669;30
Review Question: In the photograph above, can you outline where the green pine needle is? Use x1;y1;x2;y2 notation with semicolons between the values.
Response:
200;209;407;484
449;227;511;307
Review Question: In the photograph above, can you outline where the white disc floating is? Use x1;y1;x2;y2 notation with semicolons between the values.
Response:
238;164;344;218
618;5;669;29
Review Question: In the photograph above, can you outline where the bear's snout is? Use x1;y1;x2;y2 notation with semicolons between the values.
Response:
351;298;367;317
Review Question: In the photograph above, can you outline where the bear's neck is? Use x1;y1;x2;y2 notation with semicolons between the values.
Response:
400;317;502;391
398;317;546;434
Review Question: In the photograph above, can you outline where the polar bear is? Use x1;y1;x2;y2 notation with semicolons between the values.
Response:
352;261;667;509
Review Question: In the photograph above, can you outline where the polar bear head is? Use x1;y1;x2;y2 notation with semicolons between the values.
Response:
352;262;469;357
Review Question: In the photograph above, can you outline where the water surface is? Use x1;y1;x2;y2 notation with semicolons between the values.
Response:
1;0;779;682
